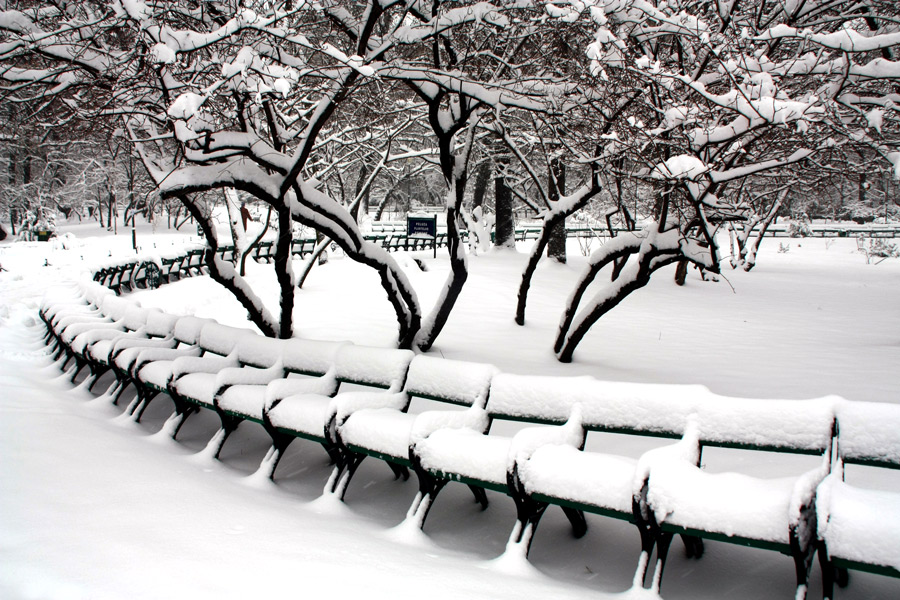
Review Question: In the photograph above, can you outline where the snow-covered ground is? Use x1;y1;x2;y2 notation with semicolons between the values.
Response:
1;218;898;599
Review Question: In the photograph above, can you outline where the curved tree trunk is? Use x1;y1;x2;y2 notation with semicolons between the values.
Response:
556;249;682;363
289;184;421;349
515;183;599;326
181;195;280;338
414;186;468;352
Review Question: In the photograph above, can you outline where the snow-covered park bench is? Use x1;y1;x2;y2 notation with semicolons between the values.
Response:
37;283;900;599
166;333;344;458
333;354;497;502
263;344;415;492
815;401;900;599
404;374;703;576
291;238;316;258
405;373;839;598
638;396;837;598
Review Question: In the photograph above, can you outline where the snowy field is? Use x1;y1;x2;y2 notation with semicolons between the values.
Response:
1;218;899;600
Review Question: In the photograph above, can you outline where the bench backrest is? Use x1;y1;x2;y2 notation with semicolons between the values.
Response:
488;373;836;454
836;400;900;469
121;304;151;331
172;316;214;346
197;322;254;356
333;345;414;391
234;334;285;369
486;373;701;439
144;309;180;338
404;354;497;408
282;338;345;377
232;335;342;373
693;395;837;454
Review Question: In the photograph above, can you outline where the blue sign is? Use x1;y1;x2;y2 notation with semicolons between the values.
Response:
407;215;437;238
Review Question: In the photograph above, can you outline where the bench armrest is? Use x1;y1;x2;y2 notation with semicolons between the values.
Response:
111;332;173;355
790;453;833;538
332;391;410;426
264;372;339;411
508;405;586;473
215;361;285;391
410;406;491;447
635;418;702;500
171;351;239;382
131;345;201;374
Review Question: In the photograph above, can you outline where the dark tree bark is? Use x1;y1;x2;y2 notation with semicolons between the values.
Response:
547;158;567;263
494;171;515;249
274;205;294;339
472;161;491;209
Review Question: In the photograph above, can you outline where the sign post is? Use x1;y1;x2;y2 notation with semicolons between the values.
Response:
407;214;438;258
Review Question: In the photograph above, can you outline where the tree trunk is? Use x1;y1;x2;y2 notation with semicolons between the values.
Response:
472;162;491;209
494;171;514;249
274;206;295;339
351;163;368;222
414;160;469;352
556;244;683;362
547;158;567;263
316;230;329;265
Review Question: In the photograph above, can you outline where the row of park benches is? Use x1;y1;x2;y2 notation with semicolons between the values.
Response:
92;239;320;294
39;280;899;599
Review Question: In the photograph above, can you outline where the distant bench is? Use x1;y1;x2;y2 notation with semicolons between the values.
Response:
91;238;320;294
40;281;900;600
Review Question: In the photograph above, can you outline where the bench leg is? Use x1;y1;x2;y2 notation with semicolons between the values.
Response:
405;471;449;530
818;541;835;600
257;431;295;480
69;356;89;383
561;506;588;539
789;509;817;600
87;364;111;392
647;530;674;593
468;485;488;510
506;495;548;557
165;402;199;439
388;462;410;481
112;378;134;406
632;491;659;589
681;534;704;558
204;417;241;460
325;451;365;500
257;435;295;480
126;386;159;421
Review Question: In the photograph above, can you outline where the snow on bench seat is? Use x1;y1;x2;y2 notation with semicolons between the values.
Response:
816;401;900;596
216;338;344;424
262;345;414;487
415;427;510;491
648;461;815;546
835;400;900;469
641;398;837;599
816;472;900;589
520;444;637;518
337;355;497;468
